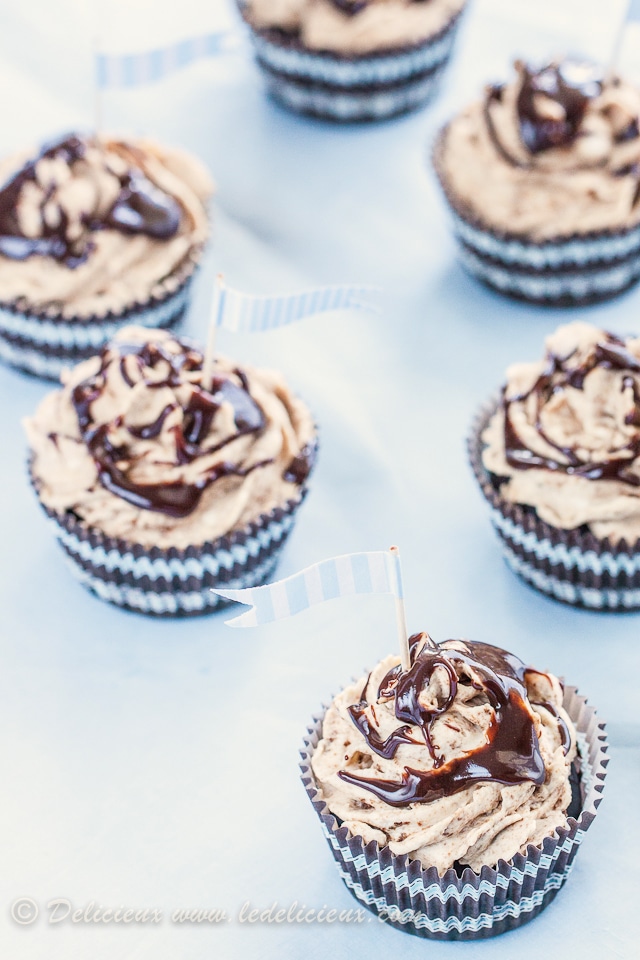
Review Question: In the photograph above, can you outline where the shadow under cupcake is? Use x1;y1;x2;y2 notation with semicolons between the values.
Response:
24;326;317;616
433;59;640;306
469;321;640;610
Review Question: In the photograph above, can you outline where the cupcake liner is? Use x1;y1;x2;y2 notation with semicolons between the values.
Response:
433;132;640;306
300;685;607;941
469;394;640;610
31;456;312;617
244;13;464;122
0;256;200;381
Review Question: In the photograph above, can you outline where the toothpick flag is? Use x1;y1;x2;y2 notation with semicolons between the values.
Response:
96;31;237;89
211;277;382;334
201;275;381;391
214;550;404;628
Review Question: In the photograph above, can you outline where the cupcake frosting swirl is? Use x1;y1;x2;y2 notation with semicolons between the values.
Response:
240;0;466;55
312;636;575;874
0;134;212;318
437;59;640;238
24;327;316;549
483;322;640;543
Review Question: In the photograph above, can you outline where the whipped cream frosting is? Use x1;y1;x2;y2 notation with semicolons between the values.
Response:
24;327;316;549
241;0;466;55
0;134;213;319
482;322;640;544
312;635;575;874
437;59;640;239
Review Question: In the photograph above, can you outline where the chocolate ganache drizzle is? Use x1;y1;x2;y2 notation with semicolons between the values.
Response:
70;336;274;518
0;134;181;268
338;636;546;806
330;0;370;13
484;60;614;171
516;61;604;154
329;0;429;12
503;332;640;487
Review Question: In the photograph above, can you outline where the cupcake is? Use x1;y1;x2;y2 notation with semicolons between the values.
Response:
301;633;607;940
434;59;640;305
237;0;467;122
0;133;213;379
24;326;317;616
469;321;640;610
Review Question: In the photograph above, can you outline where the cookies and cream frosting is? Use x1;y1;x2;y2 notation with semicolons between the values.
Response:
437;59;640;239
240;0;466;55
24;327;316;549
482;322;640;543
312;635;575;874
0;134;213;319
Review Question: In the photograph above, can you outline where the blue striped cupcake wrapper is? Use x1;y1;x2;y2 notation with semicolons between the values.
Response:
433;131;640;306
0;255;201;381
30;423;317;617
244;10;465;122
300;685;607;940
469;394;640;611
38;490;307;618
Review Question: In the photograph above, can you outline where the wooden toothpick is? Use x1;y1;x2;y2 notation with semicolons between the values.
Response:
202;274;225;392
390;546;410;672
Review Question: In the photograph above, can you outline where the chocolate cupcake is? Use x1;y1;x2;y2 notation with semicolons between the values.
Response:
469;322;640;609
434;59;640;305
237;0;467;122
301;634;607;939
24;327;317;616
0;134;213;379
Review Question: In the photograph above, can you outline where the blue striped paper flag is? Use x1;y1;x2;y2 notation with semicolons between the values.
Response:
213;279;381;333
628;0;640;21
96;32;237;89
214;551;404;627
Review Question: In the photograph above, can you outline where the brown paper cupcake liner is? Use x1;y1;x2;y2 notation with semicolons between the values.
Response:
469;394;640;610
30;447;315;617
300;685;607;940
433;131;640;306
239;9;465;122
0;251;201;381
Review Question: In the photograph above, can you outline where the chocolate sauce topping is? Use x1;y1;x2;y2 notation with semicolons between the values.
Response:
503;332;640;488
329;0;431;13
71;336;273;519
538;701;572;756
338;637;546;806
105;171;181;240
483;60;622;177
484;85;532;170
330;0;370;13
283;440;317;486
516;61;604;154
0;134;182;268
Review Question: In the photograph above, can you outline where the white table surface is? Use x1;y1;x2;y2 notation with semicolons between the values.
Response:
0;2;638;958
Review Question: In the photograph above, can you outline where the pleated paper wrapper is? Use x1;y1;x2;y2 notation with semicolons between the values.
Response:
31;470;312;618
0;252;201;381
239;6;466;122
300;686;607;941
469;394;640;611
433;131;640;307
